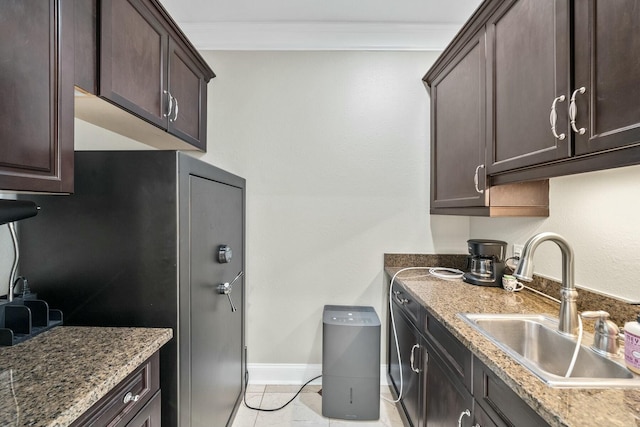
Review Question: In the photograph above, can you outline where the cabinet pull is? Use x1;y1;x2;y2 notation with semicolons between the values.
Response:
473;164;484;194
569;87;586;135
549;95;566;140
410;343;421;373
173;97;179;122
164;90;174;119
457;409;471;427
393;290;408;305
123;391;141;404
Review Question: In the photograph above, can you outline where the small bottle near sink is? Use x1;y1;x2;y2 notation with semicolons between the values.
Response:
624;314;640;374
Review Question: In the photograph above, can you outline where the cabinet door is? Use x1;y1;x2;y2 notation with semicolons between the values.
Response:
167;39;208;150
486;0;571;174
473;358;549;427
100;0;168;128
572;0;640;156
472;403;498;427
184;175;244;427
388;309;423;427
424;312;472;391
0;0;74;193
75;0;97;94
423;341;474;427
430;31;487;209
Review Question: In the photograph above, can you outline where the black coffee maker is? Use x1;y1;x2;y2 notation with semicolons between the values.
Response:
463;239;508;287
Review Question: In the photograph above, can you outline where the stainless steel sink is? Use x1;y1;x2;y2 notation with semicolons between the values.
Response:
459;313;640;388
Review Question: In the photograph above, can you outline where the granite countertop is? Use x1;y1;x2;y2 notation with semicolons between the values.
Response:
387;267;640;427
0;326;172;427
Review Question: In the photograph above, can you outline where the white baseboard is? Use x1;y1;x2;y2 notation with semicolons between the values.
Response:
246;363;389;386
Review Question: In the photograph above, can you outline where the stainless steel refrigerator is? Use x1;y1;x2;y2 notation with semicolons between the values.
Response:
18;151;246;427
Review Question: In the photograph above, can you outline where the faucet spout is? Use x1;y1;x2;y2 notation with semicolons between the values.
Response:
514;232;579;337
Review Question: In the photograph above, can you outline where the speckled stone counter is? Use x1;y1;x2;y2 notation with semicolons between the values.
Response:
386;266;640;427
0;326;172;427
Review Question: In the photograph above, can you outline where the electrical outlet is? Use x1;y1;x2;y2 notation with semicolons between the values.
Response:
513;244;524;259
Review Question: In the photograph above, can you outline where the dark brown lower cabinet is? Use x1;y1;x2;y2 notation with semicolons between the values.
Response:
126;392;162;427
71;352;160;427
423;339;475;427
388;306;423;426
388;281;551;427
473;358;548;427
472;403;498;427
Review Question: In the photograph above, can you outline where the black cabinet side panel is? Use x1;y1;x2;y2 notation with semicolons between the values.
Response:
18;150;246;427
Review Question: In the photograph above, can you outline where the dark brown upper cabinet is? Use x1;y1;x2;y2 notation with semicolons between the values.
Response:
486;0;571;174
76;0;214;152
572;0;640;157
167;38;209;148
429;31;487;212
0;0;74;193
100;0;169;130
424;2;549;217
488;0;640;184
425;0;640;213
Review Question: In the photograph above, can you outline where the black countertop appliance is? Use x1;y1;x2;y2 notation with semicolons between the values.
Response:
463;239;507;287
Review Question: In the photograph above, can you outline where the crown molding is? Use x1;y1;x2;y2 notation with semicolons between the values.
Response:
178;21;460;51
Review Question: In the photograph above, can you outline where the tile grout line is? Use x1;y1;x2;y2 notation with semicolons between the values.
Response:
250;389;263;427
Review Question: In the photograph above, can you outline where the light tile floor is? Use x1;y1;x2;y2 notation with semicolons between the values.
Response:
231;385;404;427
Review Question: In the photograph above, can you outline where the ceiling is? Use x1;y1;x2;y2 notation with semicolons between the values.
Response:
158;0;483;50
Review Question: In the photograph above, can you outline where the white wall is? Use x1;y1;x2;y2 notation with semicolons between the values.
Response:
470;164;640;303
193;51;469;364
12;51;467;367
6;50;638;371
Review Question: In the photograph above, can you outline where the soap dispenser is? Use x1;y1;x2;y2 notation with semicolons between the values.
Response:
581;311;620;356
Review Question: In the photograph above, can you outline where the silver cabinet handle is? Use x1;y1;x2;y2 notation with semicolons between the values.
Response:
549;95;566;140
173;96;179;122
457;409;471;427
218;271;243;312
123;391;141;404
393;290;408;305
473;164;485;194
569;87;586;135
410;343;421;373
164;90;174;119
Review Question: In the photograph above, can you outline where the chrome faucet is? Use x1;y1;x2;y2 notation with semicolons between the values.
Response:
514;232;579;337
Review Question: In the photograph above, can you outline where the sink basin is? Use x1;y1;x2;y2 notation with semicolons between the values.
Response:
459;313;640;388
